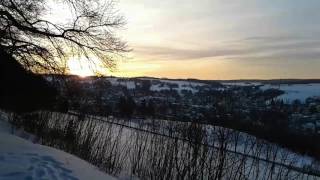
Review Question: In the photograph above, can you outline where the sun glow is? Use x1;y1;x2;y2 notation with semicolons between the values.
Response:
67;57;103;77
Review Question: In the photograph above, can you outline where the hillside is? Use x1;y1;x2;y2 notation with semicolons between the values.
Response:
0;113;116;180
8;110;320;179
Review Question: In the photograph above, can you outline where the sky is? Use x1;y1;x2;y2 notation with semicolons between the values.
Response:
47;0;320;80
110;0;320;80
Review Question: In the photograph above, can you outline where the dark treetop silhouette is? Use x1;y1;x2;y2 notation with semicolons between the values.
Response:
0;0;128;73
0;47;56;112
0;0;127;112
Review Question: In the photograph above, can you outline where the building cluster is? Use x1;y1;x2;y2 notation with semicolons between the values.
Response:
53;76;320;136
290;97;320;134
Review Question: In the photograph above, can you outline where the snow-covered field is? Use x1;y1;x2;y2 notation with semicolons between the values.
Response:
107;117;317;168
223;82;320;103
76;113;320;178
106;77;136;90
2;110;319;179
108;78;320;102
261;83;320;103
0;113;116;180
222;82;262;86
105;77;208;94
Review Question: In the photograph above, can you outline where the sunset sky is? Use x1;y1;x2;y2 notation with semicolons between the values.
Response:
55;0;320;80
112;0;320;80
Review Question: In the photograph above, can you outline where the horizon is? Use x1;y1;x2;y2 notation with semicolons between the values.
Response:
47;0;320;80
2;1;320;179
114;0;320;80
45;73;320;82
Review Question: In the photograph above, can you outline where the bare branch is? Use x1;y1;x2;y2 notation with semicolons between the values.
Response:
0;0;128;73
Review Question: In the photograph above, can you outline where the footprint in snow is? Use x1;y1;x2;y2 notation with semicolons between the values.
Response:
0;152;79;180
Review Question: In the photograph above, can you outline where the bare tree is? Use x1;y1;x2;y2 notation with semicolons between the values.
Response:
0;0;128;73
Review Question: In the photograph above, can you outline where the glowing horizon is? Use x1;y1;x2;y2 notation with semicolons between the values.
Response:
115;0;320;80
58;0;320;80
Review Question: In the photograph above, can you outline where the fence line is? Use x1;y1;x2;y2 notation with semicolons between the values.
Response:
67;112;320;177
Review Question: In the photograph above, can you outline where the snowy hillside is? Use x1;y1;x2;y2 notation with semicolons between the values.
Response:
261;83;320;103
94;115;317;169
0;114;116;180
103;77;219;94
104;77;320;102
223;81;320;103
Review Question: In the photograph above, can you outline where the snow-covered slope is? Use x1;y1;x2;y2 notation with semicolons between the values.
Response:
223;81;320;103
261;83;320;103
0;114;116;180
105;77;215;94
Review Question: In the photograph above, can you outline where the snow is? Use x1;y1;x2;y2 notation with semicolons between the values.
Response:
222;81;320;103
0;113;116;180
149;84;170;91
75;114;320;179
2;110;318;179
87;114;318;170
261;83;320;103
105;77;208;94
0;113;10;134
149;79;207;94
106;78;136;89
158;79;206;87
222;82;262;86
